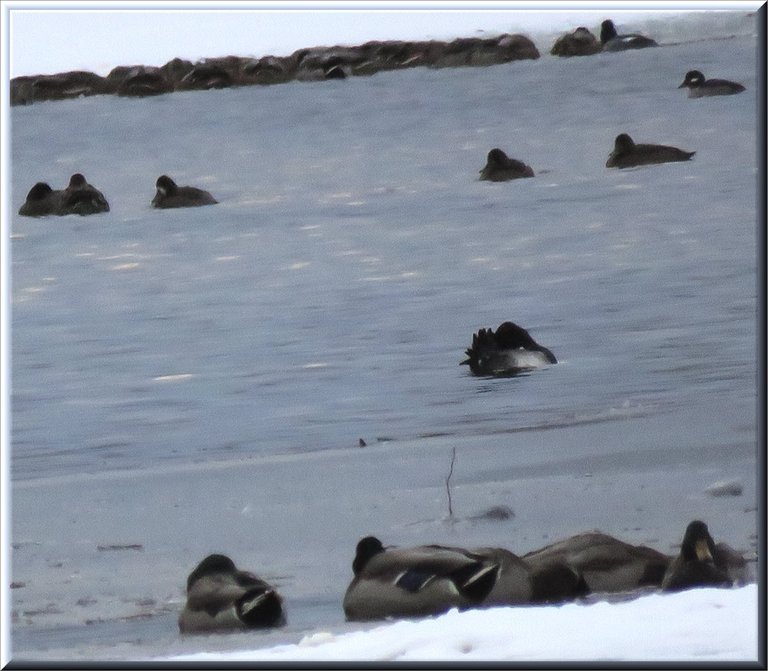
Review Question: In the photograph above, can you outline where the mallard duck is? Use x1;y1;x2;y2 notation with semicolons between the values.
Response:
461;321;557;377
178;554;285;633
60;173;110;215
523;532;671;594
606;134;695;169
678;70;746;97
600;20;658;51
479;148;534;181
18;182;64;217
343;536;585;621
661;521;744;592
151;175;218;209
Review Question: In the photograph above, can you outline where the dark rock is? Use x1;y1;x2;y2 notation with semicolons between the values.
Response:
550;27;602;57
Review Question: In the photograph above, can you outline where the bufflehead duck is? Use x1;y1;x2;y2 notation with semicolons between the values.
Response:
18;182;64;217
678;70;746;97
600;19;658;51
61;173;110;215
461;321;556;376
524;532;671;594
178;554;285;633
606;133;695;169
151;175;218;208
661;521;747;592
479;148;534;181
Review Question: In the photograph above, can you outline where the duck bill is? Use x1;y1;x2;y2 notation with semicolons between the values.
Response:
695;538;713;562
677;82;686;88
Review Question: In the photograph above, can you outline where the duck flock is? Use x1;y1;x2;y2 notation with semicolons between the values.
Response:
13;17;752;640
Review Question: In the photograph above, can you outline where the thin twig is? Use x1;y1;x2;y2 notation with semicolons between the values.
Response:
446;446;456;518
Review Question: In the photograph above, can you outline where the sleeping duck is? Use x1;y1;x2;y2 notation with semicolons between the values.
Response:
151;175;218;208
178;554;285;633
479;148;534;181
343;536;585;621
678;70;746;97
523;532;671;594
18;182;64;217
606;133;695;169
461;321;557;377
600;19;658;51
60;173;110;215
661;521;747;592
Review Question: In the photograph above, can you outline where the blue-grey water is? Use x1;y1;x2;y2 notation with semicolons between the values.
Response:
8;11;760;662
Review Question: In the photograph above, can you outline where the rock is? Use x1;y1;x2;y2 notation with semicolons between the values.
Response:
550;27;603;57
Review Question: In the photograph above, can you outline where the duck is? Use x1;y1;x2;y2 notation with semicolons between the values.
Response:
60;173;110;215
178;554;285;633
18;182;64;217
479;148;534;181
343;536;586;621
461;321;557;377
678;70;746;97
661;521;745;592
523;532;671;594
600;19;658;51
606;133;695;169
151;175;218;209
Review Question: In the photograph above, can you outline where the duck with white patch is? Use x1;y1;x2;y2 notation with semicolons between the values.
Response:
152;175;218;208
178;554;285;633
600;19;658;51
461;321;556;377
678;70;746;97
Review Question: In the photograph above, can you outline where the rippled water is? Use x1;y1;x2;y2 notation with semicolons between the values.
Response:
8;11;759;661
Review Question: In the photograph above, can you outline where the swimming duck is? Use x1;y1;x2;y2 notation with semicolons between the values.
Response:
60;173;110;215
606;133;695;169
18;182;64;217
461;321;556;377
678;70;746;97
178;554;285;633
600;20;658;51
661;521;744;592
479;148;534;181
151;175;218;208
523;532;671;594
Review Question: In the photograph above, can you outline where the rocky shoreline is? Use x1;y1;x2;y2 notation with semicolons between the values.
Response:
10;33;539;106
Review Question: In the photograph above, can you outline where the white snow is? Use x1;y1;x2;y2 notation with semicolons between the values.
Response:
163;584;758;663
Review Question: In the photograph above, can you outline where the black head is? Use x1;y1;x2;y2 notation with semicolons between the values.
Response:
186;553;237;591
614;133;635;152
679;70;705;88
155;175;178;195
68;173;87;188
600;19;618;43
26;182;53;201
680;520;716;562
486;148;510;167
352;536;385;575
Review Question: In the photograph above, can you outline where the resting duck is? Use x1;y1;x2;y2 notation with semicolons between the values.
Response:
600;19;658;51
18;182;64;217
479;148;534;181
342;536;586;621
151;175;218;209
523;532;671;594
606;133;695;169
178;554;285;633
461;321;557;377
661;521;746;592
678;70;746;97
60;173;110;215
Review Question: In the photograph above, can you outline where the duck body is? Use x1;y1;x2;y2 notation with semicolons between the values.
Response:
18;182;64;217
178;554;285;633
152;175;218;208
479;148;534;181
606;133;695;169
523;532;671;594
60;173;110;215
461;321;556;377
600;20;658;51
678;70;746;97
661;521;744;592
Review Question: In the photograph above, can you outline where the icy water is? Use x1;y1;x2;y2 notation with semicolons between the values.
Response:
8;12;760;662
